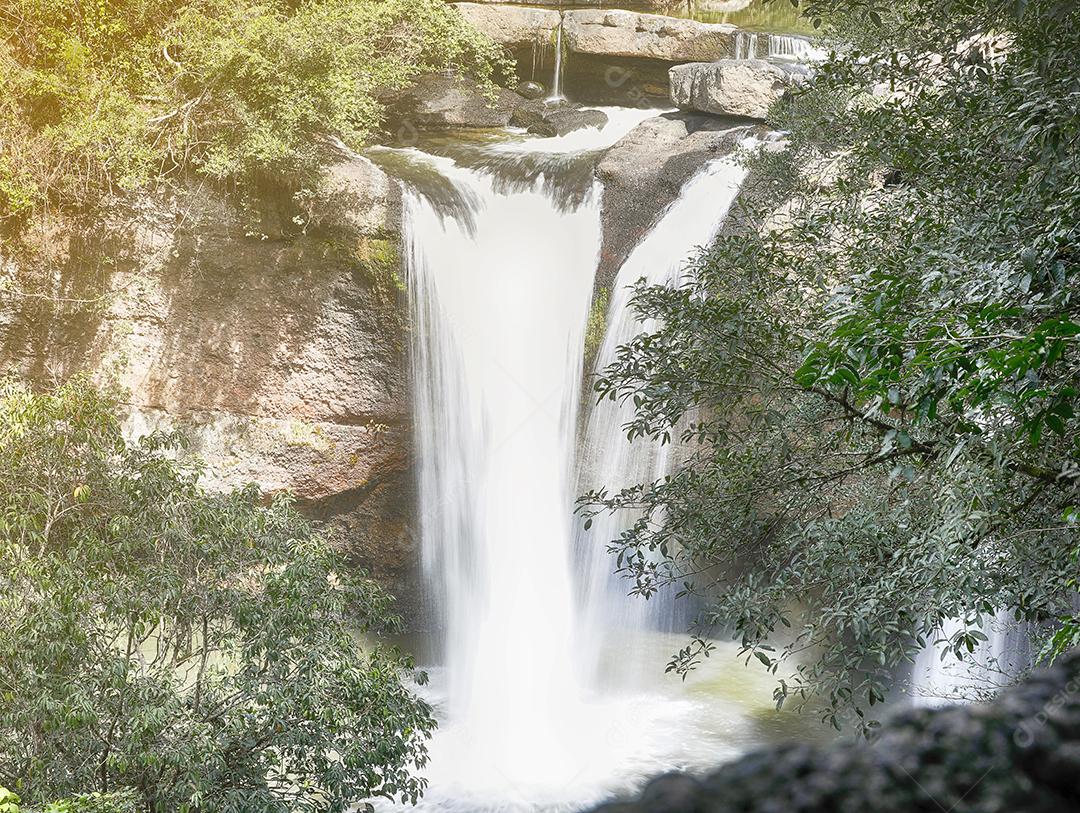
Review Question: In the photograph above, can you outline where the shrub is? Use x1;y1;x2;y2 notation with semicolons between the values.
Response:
0;0;511;234
0;378;435;812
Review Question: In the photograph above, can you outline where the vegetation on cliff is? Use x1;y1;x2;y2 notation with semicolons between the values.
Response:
0;0;510;249
0;379;434;812
582;0;1080;731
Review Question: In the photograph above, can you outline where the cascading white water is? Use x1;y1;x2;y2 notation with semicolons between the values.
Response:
393;114;792;812
407;155;599;787
734;31;760;60
550;19;565;101
733;31;825;62
575;143;755;680
767;34;813;60
402;110;668;807
912;611;1030;705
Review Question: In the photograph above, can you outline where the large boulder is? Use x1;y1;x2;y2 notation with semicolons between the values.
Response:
595;112;761;289
452;3;560;48
562;10;735;62
545;107;610;136
509;100;610;137
669;58;807;119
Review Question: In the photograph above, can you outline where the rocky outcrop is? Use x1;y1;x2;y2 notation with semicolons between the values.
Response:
453;3;560;48
669;58;807;119
562;10;735;62
595;112;761;288
587;650;1080;813
387;73;613;135
0;162;420;600
388;73;528;129
546;107;611;136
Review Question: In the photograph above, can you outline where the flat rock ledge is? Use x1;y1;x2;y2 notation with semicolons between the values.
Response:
669;58;808;119
453;3;561;47
562;9;735;62
588;650;1080;813
453;4;736;61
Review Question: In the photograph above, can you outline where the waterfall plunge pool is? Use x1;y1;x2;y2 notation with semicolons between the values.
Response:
382;631;834;813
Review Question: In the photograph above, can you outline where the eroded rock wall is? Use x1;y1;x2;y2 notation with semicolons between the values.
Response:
0;159;421;602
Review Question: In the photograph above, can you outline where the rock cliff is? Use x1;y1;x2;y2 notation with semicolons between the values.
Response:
0;158;421;602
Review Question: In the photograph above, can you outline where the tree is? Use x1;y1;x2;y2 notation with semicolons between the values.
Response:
0;378;435;812
0;0;511;243
581;0;1080;731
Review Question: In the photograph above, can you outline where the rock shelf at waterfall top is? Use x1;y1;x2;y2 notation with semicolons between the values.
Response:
442;2;823;118
452;3;817;60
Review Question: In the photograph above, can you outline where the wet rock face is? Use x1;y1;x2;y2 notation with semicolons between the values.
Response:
0;163;420;601
546;107;611;136
595;112;760;290
516;80;547;100
452;5;735;64
387;73;614;137
669;58;807;119
588;650;1080;813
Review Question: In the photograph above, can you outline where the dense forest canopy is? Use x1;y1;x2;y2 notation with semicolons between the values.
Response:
581;0;1080;731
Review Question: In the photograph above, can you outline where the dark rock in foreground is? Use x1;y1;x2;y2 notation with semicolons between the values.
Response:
589;650;1080;813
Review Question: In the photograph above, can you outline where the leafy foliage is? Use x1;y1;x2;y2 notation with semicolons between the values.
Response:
43;790;140;813
0;788;20;813
581;0;1080;730
0;0;511;238
0;378;435;812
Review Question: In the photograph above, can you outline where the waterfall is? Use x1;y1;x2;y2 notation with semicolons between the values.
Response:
767;34;815;60
396;115;762;810
734;31;760;60
733;31;823;62
912;612;1031;705
530;32;544;82
401;111;652;804
550;18;565;100
406;156;599;786
576;142;755;678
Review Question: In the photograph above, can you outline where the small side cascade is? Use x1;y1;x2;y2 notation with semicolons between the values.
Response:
733;31;822;62
734;31;760;60
576;137;760;684
767;34;816;60
912;611;1031;705
530;32;544;82
550;16;566;101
